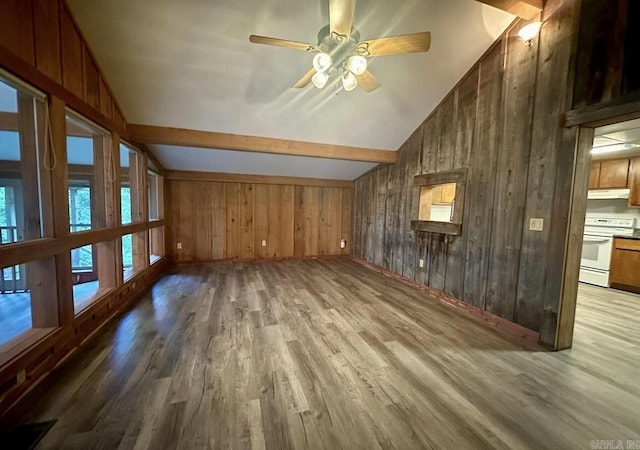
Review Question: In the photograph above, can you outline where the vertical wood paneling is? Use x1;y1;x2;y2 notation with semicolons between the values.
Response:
99;79;113;119
168;181;350;261
272;184;294;257
33;0;62;83
485;25;539;321
0;0;35;65
401;129;422;281
225;183;254;259
177;181;195;261
319;187;342;256
60;6;84;99
194;182;213;260
84;49;100;110
445;67;479;299
253;185;269;258
436;95;456;172
352;181;362;258
294;186;321;257
573;0;630;107
516;0;579;331
341;188;352;255
463;43;504;309
352;0;585;342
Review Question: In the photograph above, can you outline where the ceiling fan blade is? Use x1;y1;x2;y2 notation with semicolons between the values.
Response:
360;31;431;57
249;35;315;52
356;70;381;93
329;0;356;38
292;68;317;88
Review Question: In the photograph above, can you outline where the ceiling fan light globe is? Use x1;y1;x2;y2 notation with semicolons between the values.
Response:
342;71;358;91
346;55;367;75
312;71;329;89
312;53;332;73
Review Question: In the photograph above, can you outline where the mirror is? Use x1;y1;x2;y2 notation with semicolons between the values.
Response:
411;169;467;235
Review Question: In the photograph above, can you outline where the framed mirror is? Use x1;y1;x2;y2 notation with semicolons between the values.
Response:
411;168;467;235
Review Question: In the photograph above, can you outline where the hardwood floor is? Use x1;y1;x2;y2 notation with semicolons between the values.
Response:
3;259;640;449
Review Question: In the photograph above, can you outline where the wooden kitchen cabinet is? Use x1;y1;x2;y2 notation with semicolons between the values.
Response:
630;157;640;207
589;161;601;189
610;237;640;293
598;158;630;188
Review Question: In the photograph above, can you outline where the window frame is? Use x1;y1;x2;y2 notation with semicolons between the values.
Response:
411;168;468;236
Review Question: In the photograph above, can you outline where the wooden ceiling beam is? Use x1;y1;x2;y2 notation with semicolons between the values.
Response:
474;0;544;19
128;124;397;164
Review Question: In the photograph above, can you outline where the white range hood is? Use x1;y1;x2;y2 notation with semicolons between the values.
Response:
587;189;630;200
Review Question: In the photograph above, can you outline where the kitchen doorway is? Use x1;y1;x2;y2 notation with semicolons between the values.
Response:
557;115;640;350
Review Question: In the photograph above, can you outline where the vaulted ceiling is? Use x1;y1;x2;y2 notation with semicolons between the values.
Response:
66;0;514;179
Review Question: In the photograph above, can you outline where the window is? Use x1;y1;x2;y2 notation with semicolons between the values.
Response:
149;226;164;264
71;240;117;314
412;169;468;235
122;232;147;281
66;112;110;232
120;143;144;225
148;170;162;221
1;257;57;346
0;74;49;245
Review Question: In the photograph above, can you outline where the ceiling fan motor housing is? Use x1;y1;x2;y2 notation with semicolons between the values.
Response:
316;25;362;72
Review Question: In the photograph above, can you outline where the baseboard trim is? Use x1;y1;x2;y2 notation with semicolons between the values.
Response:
170;254;350;266
349;256;543;350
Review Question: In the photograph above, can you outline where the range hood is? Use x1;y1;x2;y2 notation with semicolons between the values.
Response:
587;189;630;199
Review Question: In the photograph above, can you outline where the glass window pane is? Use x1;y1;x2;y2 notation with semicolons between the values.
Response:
1;263;32;345
1;257;56;345
0;76;47;245
120;144;143;224
149;226;164;264
71;240;116;314
122;232;146;281
67;112;110;232
148;171;162;221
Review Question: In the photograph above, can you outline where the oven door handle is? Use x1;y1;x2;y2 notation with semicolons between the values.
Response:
583;237;612;243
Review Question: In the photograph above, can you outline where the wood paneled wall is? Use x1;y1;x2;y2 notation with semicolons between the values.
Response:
0;0;126;134
573;0;640;108
167;180;352;261
353;0;583;348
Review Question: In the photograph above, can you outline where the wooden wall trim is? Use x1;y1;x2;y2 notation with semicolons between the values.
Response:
553;127;593;350
165;170;355;188
128;124;397;164
350;256;542;348
565;92;640;127
0;221;158;268
474;0;544;19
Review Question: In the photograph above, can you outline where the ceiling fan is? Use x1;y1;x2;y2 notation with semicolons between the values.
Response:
249;0;431;93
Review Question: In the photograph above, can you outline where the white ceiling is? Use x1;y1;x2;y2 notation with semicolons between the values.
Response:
593;118;640;160
66;0;514;179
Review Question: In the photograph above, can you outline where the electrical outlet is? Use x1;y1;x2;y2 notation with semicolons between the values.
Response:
17;369;26;384
529;218;544;231
340;240;346;249
419;258;424;268
261;240;267;247
177;242;182;250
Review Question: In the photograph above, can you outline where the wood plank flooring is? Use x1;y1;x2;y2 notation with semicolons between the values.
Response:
4;259;640;449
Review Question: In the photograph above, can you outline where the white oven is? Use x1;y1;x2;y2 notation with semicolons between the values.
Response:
581;234;614;271
579;217;636;287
